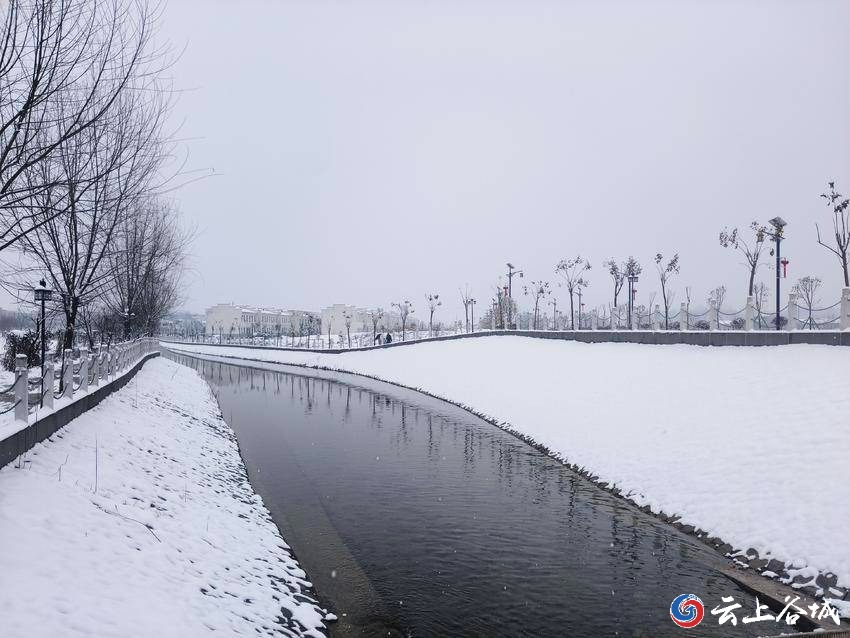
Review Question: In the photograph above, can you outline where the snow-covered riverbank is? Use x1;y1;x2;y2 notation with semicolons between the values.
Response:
0;357;330;638
164;338;850;604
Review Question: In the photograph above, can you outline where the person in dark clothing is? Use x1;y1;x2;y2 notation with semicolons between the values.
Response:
384;333;393;344
374;333;382;345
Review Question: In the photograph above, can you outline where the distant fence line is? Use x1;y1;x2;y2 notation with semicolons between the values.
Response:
588;288;850;332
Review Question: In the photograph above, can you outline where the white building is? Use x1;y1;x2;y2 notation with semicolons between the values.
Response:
205;303;317;337
320;304;369;335
320;304;404;335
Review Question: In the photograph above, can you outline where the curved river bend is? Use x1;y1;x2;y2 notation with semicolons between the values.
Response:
168;351;764;637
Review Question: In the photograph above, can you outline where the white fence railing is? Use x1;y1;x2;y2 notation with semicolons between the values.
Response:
563;287;850;332
2;337;158;425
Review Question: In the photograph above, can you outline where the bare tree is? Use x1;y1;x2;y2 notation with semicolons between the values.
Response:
654;253;680;329
817;181;849;286
555;256;590;330
367;307;384;345
0;0;170;253
707;285;726;327
719;221;768;296
13;75;171;350
425;293;441;337
106;198;192;338
523;280;550;329
647;292;656;327
460;286;472;333
794;276;822;329
603;259;625;309
391;300;413;341
752;282;769;328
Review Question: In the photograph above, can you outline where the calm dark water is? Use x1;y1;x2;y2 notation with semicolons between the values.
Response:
168;351;765;638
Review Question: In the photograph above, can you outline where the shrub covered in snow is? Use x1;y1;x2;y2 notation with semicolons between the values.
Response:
2;329;40;371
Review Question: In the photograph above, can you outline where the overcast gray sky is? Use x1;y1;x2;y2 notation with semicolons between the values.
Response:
160;0;850;320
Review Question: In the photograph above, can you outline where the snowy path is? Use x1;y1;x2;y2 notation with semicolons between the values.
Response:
0;357;329;638
164;338;850;600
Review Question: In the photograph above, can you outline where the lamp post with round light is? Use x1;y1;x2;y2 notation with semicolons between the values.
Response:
506;263;523;329
34;279;53;408
765;217;787;330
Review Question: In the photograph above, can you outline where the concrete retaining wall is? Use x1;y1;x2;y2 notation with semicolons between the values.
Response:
161;328;850;355
0;351;160;470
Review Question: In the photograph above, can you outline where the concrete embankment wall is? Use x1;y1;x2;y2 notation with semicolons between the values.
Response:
162;327;850;355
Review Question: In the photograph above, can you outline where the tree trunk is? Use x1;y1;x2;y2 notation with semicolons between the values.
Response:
569;292;575;330
748;265;756;297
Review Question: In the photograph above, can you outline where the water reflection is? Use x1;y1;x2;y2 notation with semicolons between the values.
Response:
169;352;764;638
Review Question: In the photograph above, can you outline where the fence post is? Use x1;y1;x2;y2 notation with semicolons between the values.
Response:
680;302;688;331
744;296;754;331
92;351;100;387
591;309;598;330
43;356;54;410
14;354;28;423
786;292;797;331
80;348;89;393
841;287;850;331
62;350;74;399
709;300;718;331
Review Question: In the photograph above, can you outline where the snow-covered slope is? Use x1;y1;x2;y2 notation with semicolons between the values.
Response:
0;356;330;638
165;338;850;595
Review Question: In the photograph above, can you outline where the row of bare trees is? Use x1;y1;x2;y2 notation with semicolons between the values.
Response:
0;0;192;349
474;181;847;332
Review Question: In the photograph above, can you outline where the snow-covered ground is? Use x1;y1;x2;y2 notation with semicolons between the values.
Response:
0;356;330;638
164;337;850;603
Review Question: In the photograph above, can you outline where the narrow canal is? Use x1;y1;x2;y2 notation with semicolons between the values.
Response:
168;351;764;637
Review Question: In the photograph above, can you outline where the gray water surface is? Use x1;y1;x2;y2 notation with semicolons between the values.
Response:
169;351;767;638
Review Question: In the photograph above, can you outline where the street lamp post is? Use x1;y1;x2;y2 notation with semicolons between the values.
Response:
469;298;476;332
121;307;136;340
506;263;523;330
34;279;53;408
767;217;787;330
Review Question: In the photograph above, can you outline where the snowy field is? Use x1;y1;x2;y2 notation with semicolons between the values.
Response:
0;357;330;638
164;337;850;603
